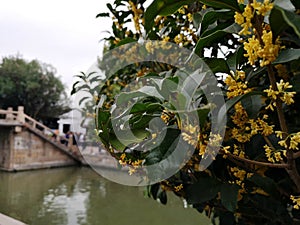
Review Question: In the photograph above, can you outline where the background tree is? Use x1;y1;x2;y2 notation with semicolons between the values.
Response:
74;0;300;224
0;55;70;123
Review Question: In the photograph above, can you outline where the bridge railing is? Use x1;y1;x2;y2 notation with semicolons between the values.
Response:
0;106;72;149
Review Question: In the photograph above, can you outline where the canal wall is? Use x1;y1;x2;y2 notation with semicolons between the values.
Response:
0;107;81;171
0;125;77;171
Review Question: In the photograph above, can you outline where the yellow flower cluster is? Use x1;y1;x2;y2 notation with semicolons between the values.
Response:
264;145;286;163
233;144;245;158
119;153;144;175
161;110;174;124
291;195;300;209
200;133;223;158
174;184;183;192
277;131;300;150
235;0;273;35
231;103;273;142
128;1;143;33
174;33;191;46
119;153;127;166
244;30;281;66
264;80;296;110
230;167;253;186
182;124;199;147
234;0;280;66
251;0;273;16
234;5;253;36
225;70;251;98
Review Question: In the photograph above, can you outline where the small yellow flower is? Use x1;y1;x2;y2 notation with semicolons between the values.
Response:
244;35;260;65
251;0;273;16
291;195;300;209
174;184;183;192
234;12;244;25
128;167;136;175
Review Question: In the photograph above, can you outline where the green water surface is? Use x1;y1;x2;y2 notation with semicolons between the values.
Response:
0;167;211;225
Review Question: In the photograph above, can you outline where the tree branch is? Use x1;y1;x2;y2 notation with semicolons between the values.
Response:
220;150;288;168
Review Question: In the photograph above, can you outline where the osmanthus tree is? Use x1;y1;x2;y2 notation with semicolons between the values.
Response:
73;0;300;224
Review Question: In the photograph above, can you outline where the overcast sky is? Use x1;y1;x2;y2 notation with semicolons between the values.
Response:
0;0;113;93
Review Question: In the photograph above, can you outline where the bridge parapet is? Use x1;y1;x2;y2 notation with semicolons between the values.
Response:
0;107;85;171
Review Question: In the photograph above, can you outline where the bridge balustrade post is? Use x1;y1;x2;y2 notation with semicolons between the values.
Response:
16;106;25;123
5;107;14;121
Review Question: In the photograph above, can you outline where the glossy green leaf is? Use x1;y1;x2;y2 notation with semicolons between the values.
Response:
116;86;163;104
273;49;300;64
158;191;167;205
78;96;91;106
248;174;279;196
241;95;264;118
270;5;300;38
144;0;195;32
186;177;221;204
204;58;230;73
220;184;239;212
96;12;110;18
195;24;240;57
199;0;242;12
110;129;150;151
201;9;234;34
71;81;80;95
291;0;300;9
130;103;147;113
246;67;267;82
218;91;263;126
226;46;245;71
115;37;137;47
150;183;160;200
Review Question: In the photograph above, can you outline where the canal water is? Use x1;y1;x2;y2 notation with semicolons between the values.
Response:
0;167;210;225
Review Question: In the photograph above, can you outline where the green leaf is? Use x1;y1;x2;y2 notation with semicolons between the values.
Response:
197;107;210;126
158;191;167;205
203;58;230;73
96;13;110;18
248;174;279;196
274;0;296;11
195;24;240;57
226;46;245;71
246;67;267;82
241;95;264;118
273;49;300;64
218;91;263;126
131;114;155;129
79;96;91;106
116;86;163;104
150;183;160;200
270;5;300;38
186;177;221;204
291;0;300;9
110;129;150;151
220;183;239;212
144;0;195;32
199;0;242;12
130;103;147;113
70;81;80;95
192;13;202;30
201;9;234;34
115;37;137;47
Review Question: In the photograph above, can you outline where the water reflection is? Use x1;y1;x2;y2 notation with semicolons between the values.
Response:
0;167;210;225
